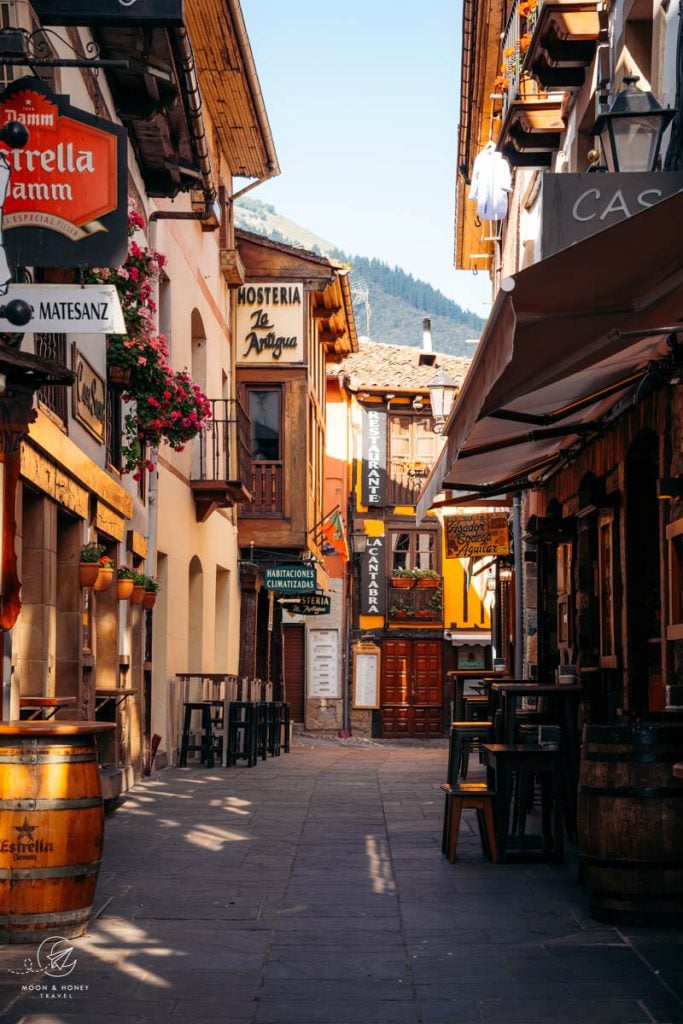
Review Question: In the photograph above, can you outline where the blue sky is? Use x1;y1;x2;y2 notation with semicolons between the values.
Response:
240;0;492;319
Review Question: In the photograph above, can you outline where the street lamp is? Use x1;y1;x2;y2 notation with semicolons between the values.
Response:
592;76;675;172
428;370;457;434
350;530;368;558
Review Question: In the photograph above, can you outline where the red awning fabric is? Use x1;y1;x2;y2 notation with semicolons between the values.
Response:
417;189;683;519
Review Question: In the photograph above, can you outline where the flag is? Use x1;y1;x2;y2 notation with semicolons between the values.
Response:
321;508;349;560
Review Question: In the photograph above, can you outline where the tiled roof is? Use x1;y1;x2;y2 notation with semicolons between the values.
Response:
331;340;471;392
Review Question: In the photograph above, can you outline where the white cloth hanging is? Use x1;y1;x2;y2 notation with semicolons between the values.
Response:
469;144;512;221
0;154;12;295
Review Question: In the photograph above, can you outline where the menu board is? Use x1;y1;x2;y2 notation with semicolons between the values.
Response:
352;642;380;709
308;629;340;698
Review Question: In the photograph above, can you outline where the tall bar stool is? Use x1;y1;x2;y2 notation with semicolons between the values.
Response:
227;701;257;767
179;702;216;768
447;721;494;783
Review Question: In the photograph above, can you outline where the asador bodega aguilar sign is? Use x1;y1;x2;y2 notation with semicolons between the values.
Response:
0;77;127;268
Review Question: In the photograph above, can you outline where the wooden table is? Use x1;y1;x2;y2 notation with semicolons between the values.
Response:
490;682;583;745
483;743;565;862
19;696;78;721
448;671;507;721
95;688;136;713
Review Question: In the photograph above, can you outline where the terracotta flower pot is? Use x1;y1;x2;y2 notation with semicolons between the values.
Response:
117;578;135;601
130;584;145;605
142;591;156;610
93;567;114;592
391;577;414;589
416;577;440;588
79;563;100;588
107;365;132;388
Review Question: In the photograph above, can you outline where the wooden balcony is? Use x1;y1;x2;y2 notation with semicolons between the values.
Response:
241;461;284;518
497;0;604;166
387;579;444;625
190;398;252;522
387;458;433;507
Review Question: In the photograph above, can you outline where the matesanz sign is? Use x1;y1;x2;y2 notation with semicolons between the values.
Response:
0;77;127;268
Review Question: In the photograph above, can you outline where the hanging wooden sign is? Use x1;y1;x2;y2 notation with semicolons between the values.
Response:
444;513;510;558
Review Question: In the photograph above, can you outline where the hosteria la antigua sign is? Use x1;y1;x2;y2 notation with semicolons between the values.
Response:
0;77;127;268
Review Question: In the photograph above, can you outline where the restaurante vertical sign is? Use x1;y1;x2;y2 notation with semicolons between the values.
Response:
361;405;386;506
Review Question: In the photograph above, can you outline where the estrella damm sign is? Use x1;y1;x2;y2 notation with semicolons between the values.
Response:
0;77;127;267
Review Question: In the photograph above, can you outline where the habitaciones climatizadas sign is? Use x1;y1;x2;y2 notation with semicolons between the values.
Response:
0;77;127;268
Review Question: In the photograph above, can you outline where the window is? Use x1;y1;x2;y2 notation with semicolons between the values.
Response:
35;333;68;423
390;530;437;572
248;388;281;461
388;414;440;504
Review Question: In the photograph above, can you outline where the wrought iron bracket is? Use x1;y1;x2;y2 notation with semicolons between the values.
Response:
0;27;128;70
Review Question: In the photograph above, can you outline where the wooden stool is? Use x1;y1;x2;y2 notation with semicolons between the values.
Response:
227;702;257;767
447;721;494;783
440;782;497;863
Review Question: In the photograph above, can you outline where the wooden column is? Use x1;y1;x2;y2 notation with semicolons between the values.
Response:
238;561;261;680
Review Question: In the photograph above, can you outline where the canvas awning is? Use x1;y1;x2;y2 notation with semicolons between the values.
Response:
417;189;683;520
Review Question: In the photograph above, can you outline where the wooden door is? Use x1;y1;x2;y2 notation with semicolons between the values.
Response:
380;639;442;738
283;625;305;723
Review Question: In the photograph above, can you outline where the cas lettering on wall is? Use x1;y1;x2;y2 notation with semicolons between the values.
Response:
236;282;304;365
0;77;127;268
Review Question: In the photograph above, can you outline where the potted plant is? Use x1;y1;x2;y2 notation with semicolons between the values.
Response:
142;576;159;610
390;568;416;588
415;569;440;588
116;565;137;601
79;542;104;587
130;571;147;605
93;555;115;592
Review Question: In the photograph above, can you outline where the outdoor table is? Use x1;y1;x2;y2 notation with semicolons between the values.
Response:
490;682;583;746
482;743;565;862
448;670;505;721
19;695;78;720
0;721;116;942
95;688;136;712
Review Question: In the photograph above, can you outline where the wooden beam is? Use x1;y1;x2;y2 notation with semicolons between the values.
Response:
312;304;342;319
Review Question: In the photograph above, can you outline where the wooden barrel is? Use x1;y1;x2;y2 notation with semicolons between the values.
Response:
578;720;683;924
0;722;114;944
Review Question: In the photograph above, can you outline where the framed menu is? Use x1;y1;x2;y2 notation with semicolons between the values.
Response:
352;642;381;709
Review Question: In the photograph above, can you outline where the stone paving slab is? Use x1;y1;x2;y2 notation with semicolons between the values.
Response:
1;739;682;1024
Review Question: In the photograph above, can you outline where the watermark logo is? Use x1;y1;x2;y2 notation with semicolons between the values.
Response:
37;936;78;979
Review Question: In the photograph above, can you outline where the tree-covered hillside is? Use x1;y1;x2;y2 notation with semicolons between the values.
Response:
235;198;485;355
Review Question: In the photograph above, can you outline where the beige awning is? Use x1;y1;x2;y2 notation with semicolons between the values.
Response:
417;189;683;519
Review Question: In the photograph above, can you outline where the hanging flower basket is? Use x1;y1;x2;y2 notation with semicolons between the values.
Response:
79;563;100;588
142;591;156;610
130;584;145;605
117;578;135;600
391;576;414;589
416;577;440;589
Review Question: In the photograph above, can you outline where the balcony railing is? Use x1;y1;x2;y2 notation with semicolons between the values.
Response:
387;458;433;506
387;578;444;625
190;398;252;522
242;460;284;517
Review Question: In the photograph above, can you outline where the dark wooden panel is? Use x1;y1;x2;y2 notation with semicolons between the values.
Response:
283;626;305;723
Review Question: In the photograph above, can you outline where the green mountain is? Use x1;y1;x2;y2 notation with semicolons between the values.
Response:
234;198;484;355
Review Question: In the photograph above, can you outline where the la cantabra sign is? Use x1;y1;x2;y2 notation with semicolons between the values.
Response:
236;282;304;365
0;77;127;268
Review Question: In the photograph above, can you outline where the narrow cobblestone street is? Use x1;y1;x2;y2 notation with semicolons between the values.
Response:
1;740;682;1024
